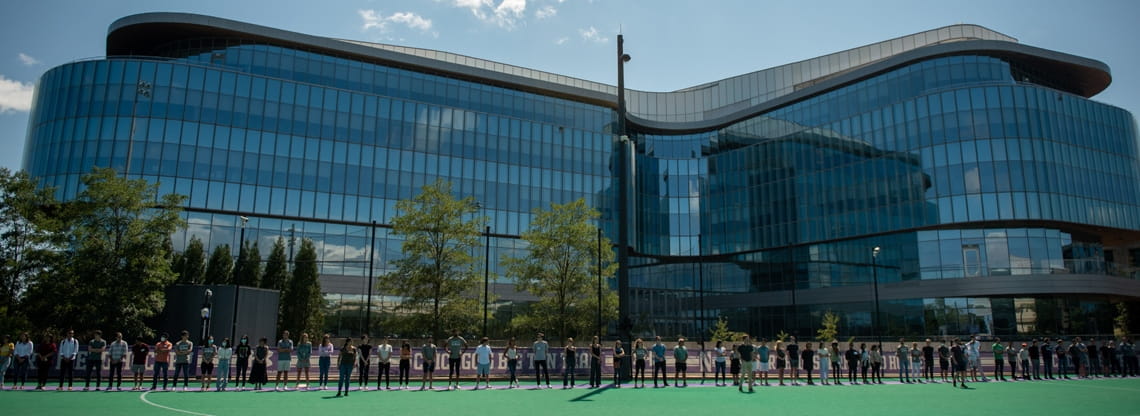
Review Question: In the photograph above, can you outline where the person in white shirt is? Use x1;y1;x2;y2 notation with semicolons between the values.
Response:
713;341;727;386
818;342;831;385
107;332;130;390
58;329;80;391
966;335;986;382
317;335;335;390
216;338;234;391
377;337;394;390
474;337;493;390
14;332;34;390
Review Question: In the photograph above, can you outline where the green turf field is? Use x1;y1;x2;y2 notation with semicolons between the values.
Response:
6;378;1140;416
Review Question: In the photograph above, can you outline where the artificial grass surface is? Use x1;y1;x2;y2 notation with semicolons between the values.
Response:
6;378;1140;416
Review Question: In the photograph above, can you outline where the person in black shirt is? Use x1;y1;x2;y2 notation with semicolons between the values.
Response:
235;335;252;390
922;339;936;382
357;335;373;389
950;339;968;389
1103;340;1117;377
130;338;149;391
1088;339;1100;378
1056;339;1069;379
737;336;755;393
1041;338;1054;379
845;342;859;384
937;341;950;382
786;336;800;386
830;341;842;385
801;343;815;385
1028;340;1041;380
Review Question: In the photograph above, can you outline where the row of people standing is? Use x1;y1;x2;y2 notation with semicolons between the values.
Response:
4;330;1136;392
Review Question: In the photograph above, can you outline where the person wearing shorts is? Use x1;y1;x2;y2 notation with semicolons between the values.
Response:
736;336;755;393
951;339;968;389
673;338;689;387
295;333;312;388
758;339;771;386
275;331;294;390
420;339;437;390
786;336;800;385
200;337;216;390
130;337;149;391
445;329;467;390
474;337;492;390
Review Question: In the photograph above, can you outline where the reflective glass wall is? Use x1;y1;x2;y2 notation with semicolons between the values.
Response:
23;42;616;335
626;55;1140;338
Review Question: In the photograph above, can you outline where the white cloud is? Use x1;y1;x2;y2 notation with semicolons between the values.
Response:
535;5;557;19
555;36;569;45
579;26;608;43
0;74;35;113
452;0;527;29
18;53;40;66
359;9;434;34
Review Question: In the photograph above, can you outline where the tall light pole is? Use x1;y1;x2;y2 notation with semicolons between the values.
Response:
698;233;705;383
230;216;248;345
366;220;376;335
616;33;633;382
872;246;882;348
597;227;603;340
483;224;490;337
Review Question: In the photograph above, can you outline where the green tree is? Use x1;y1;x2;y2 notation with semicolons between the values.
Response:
382;179;483;339
234;240;262;287
203;244;233;285
816;310;840;342
261;237;289;291
0;168;62;335
502;198;617;340
176;236;206;284
280;238;324;337
22;167;185;337
708;316;748;343
1115;302;1131;338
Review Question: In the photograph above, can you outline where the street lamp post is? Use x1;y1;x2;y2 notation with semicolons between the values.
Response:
201;289;213;344
483;225;491;337
230;216;248;345
698;233;705;383
872;246;882;348
597;227;603;340
366;220;377;335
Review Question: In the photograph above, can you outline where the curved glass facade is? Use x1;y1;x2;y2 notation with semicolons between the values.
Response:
22;14;1140;338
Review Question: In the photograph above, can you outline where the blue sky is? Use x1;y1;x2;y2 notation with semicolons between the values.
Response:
1;0;1138;172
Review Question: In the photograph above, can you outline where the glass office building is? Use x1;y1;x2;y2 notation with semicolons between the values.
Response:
22;13;1140;338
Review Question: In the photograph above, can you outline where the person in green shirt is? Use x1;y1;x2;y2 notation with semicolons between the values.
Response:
296;333;313;389
84;330;106;391
673;338;689;387
275;330;294;391
420;339;437;390
445;330;467;390
992;337;1006;381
